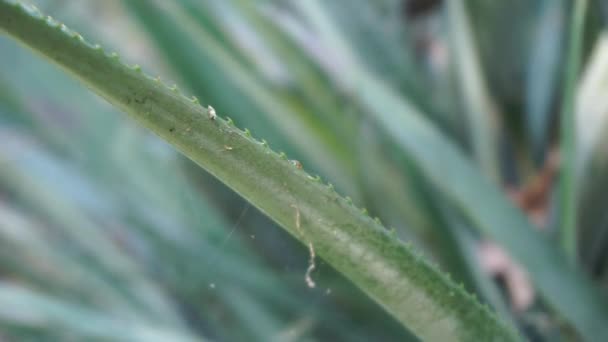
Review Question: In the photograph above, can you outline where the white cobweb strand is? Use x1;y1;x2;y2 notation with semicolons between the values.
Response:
291;204;316;288
305;242;316;288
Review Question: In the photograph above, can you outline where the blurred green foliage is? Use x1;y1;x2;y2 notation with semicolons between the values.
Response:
1;0;608;340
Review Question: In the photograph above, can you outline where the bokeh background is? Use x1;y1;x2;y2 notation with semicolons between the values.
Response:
1;0;608;340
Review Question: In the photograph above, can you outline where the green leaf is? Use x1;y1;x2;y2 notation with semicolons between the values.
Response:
525;0;566;160
445;0;501;181
288;0;608;339
123;0;358;194
0;2;518;340
559;0;588;261
355;67;608;342
0;282;201;341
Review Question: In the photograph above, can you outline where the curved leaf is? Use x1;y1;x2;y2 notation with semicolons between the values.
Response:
0;1;518;340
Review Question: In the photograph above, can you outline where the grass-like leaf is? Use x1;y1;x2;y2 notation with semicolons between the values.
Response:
288;0;608;339
0;1;519;340
559;0;588;261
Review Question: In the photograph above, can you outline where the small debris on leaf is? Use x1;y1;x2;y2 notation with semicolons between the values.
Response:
207;105;216;120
